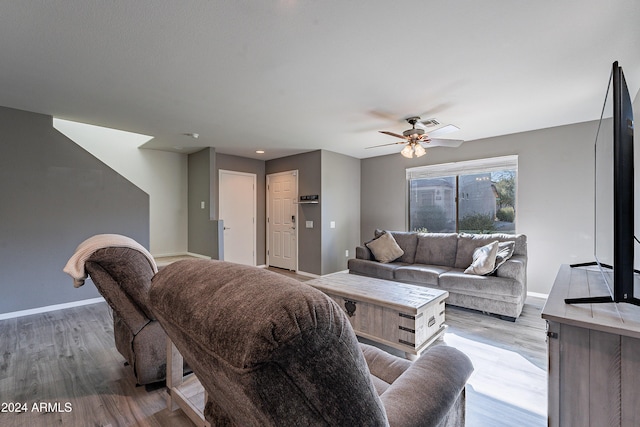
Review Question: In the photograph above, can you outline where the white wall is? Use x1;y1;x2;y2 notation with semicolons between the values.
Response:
53;119;188;256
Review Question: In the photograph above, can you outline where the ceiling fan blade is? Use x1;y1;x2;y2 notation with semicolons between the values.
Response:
425;138;464;148
366;141;407;149
379;130;406;139
369;110;402;122
428;124;460;137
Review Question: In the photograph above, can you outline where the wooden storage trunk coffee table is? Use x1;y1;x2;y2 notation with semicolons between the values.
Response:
306;272;448;358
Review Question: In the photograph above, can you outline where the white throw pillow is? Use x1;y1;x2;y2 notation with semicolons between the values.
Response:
464;241;499;275
366;232;404;263
489;241;515;274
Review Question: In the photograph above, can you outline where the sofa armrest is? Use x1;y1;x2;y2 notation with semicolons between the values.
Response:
495;254;526;283
356;245;374;261
380;345;473;427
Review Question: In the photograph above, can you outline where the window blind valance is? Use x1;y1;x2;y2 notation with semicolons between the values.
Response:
406;155;518;180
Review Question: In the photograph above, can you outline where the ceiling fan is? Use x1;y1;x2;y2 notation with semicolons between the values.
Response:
367;116;464;158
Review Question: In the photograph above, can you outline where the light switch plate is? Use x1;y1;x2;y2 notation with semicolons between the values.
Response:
306;221;313;228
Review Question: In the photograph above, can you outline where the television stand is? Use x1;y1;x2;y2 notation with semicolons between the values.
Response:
564;262;640;306
564;295;614;304
564;262;615;304
542;265;640;426
569;261;612;269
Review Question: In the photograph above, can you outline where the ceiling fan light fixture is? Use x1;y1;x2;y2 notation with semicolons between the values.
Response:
400;144;414;158
414;143;427;157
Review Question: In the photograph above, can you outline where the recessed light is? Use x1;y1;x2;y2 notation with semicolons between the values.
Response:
256;150;265;154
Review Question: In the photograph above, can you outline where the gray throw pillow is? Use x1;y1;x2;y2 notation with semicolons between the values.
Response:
464;241;499;275
366;232;404;263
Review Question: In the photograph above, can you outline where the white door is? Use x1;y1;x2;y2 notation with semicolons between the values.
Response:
219;170;256;265
267;171;298;270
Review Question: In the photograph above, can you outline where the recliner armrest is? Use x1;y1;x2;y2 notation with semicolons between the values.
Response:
380;345;473;427
85;261;151;335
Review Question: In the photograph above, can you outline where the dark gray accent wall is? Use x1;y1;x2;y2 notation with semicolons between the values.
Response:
321;150;360;275
187;147;222;258
266;151;322;275
0;106;149;314
216;153;266;265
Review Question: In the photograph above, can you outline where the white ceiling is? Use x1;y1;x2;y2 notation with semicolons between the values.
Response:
1;1;639;160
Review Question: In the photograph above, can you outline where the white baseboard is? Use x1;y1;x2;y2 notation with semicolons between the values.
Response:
527;291;549;299
151;251;186;258
153;251;212;260
296;270;320;279
314;269;349;278
260;265;319;278
186;252;212;260
0;297;106;321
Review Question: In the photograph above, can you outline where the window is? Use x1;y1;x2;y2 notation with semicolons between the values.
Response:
407;156;517;234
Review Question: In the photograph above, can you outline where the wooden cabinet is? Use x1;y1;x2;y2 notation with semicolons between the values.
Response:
307;273;448;358
542;265;640;427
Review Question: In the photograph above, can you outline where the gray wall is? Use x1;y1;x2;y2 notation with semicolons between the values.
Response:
216;153;267;265
360;120;599;295
187;147;222;258
321;150;361;274
265;150;361;275
0;106;149;314
266;151;322;274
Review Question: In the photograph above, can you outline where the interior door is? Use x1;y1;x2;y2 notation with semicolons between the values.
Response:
267;171;298;270
219;170;256;265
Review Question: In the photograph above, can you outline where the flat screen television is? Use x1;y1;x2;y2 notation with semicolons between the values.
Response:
566;61;639;305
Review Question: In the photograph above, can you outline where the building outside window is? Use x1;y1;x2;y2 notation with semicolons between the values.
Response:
407;156;517;234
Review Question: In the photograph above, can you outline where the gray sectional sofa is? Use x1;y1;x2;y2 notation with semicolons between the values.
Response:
348;230;528;321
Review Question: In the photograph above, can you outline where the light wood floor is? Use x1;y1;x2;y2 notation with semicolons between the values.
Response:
0;276;547;427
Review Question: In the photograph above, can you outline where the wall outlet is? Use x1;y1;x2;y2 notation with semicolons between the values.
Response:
345;249;349;257
306;221;313;228
330;221;336;229
200;201;205;209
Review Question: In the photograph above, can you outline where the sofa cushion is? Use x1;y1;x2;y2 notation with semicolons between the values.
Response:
455;233;521;269
394;264;450;286
356;245;374;261
347;259;405;280
375;230;419;264
439;269;524;299
367;232;404;263
464;241;499;275
414;233;458;267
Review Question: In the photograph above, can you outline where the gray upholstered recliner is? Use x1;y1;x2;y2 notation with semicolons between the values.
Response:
149;259;474;426
64;234;169;385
